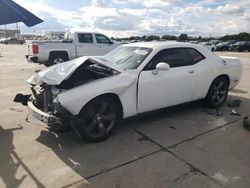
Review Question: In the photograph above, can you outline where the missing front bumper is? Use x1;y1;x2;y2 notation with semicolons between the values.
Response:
15;93;82;138
27;101;62;126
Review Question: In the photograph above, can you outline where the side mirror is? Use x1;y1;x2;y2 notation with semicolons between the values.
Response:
152;62;170;75
109;41;114;44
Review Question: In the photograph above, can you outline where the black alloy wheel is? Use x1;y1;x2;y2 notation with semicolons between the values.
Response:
205;77;229;108
78;97;119;142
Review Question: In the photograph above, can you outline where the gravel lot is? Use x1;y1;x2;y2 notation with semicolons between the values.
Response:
0;44;250;188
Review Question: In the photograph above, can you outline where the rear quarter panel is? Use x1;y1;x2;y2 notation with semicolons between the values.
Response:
192;47;242;100
219;56;243;89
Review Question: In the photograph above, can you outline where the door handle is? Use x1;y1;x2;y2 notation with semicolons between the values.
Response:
188;70;195;74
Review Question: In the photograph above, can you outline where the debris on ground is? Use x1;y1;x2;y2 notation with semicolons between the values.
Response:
137;136;148;142
203;109;214;115
215;108;223;116
25;113;30;123
228;99;242;108
9;107;23;112
231;109;242;116
243;116;250;130
203;108;223;116
169;126;176;130
35;69;41;73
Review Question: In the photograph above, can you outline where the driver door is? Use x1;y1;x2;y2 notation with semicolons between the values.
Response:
138;48;198;113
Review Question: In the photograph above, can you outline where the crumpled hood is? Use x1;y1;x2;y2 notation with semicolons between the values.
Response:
27;56;123;85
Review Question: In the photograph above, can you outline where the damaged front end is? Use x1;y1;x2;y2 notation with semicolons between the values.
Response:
14;84;67;130
14;57;121;133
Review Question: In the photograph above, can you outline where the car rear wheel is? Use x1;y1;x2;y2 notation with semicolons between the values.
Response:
77;97;119;142
205;77;229;108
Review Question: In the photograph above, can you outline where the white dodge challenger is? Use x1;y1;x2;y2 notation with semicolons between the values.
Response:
15;42;243;142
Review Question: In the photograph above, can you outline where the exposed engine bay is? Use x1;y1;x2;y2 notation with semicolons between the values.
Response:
58;60;118;89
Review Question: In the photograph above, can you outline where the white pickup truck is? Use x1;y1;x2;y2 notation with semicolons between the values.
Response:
25;31;121;66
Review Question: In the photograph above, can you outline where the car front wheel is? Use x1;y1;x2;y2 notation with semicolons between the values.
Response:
77;97;119;142
205;77;229;108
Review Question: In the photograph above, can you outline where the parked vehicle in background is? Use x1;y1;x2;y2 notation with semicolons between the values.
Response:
25;31;121;66
0;38;7;43
199;42;216;51
3;37;24;44
230;41;250;52
216;40;237;51
210;40;220;45
16;42;242;142
216;42;230;51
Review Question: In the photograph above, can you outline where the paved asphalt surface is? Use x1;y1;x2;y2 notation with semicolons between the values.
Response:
0;44;250;188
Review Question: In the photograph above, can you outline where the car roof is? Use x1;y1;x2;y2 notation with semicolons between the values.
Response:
123;41;201;50
123;41;220;61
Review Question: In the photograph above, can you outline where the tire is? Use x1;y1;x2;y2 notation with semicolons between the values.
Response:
205;77;229;108
49;53;68;66
44;62;50;67
243;116;250;130
77;96;120;142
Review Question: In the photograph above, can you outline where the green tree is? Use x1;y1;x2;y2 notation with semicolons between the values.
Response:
178;33;188;41
220;32;250;41
162;35;177;40
146;35;160;41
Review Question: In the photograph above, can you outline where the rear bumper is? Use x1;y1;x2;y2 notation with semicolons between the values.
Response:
27;101;62;126
25;54;38;63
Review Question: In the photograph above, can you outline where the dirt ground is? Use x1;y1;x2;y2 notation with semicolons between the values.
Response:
0;44;250;188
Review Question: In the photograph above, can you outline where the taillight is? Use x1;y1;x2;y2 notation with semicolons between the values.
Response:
32;45;39;54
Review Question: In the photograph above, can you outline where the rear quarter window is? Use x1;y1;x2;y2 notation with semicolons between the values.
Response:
186;48;206;64
78;34;93;43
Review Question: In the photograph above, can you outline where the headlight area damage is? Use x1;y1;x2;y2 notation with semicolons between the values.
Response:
14;57;120;136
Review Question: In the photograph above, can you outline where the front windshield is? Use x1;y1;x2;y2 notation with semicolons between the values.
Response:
103;46;152;69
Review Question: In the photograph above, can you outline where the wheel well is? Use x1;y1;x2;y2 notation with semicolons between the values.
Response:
80;93;124;119
206;74;230;97
49;51;69;61
215;74;230;85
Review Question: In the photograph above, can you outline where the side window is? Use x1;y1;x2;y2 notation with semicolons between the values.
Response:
78;34;93;43
95;34;111;44
144;48;192;70
186;48;205;64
